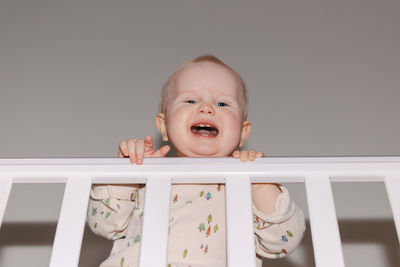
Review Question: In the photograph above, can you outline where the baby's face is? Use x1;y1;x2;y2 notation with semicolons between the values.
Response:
161;62;249;157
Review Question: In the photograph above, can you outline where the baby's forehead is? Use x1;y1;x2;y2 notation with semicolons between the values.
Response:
177;61;236;79
173;62;243;93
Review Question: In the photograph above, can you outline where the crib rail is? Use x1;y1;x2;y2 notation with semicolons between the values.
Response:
0;157;399;267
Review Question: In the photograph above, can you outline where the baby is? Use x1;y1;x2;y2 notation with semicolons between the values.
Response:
88;55;305;267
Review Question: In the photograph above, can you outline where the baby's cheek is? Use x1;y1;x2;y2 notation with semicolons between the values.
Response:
224;113;242;132
222;115;242;143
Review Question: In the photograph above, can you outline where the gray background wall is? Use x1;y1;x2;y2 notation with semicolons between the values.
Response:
0;0;399;266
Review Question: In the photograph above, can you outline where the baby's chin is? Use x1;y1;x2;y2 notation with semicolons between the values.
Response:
180;146;230;158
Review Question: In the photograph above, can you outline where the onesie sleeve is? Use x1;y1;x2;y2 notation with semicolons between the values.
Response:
87;185;140;240
253;186;306;259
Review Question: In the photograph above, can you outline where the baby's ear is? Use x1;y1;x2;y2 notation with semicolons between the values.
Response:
155;113;169;141
239;121;252;147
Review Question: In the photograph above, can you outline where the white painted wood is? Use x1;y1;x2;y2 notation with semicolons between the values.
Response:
1;157;400;266
225;175;256;267
1;156;400;165
139;176;171;267
384;176;400;243
0;177;13;227
49;176;92;267
305;176;345;267
0;157;400;183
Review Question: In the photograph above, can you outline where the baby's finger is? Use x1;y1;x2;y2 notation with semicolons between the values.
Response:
249;150;256;161
119;140;129;157
127;139;137;163
118;149;124;158
144;136;154;153
152;145;171;158
256;151;264;158
135;139;145;165
232;150;240;158
240;151;249;162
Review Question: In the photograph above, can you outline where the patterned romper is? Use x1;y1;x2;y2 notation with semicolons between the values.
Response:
88;184;305;267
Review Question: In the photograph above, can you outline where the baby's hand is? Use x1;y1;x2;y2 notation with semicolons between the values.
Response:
118;136;170;165
232;150;264;162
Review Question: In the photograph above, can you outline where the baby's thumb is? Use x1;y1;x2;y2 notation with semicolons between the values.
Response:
152;145;170;158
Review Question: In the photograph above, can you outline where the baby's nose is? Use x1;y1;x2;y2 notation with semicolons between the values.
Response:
197;102;215;115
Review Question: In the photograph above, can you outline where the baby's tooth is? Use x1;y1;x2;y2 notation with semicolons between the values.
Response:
199;124;204;127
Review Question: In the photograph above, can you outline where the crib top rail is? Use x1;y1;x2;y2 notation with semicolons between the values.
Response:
1;156;399;267
1;157;400;184
1;156;400;165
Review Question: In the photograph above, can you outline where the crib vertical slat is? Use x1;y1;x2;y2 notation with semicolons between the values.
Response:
139;176;171;267
49;177;92;267
0;177;13;228
384;176;400;243
305;176;345;267
225;175;256;267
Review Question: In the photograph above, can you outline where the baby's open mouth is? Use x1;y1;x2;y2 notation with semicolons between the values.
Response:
191;123;219;137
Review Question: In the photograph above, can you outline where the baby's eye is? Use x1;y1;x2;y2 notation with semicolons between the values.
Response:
185;100;197;104
216;102;228;107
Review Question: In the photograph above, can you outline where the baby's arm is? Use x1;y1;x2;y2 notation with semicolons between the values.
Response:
232;150;305;257
88;136;167;238
232;150;280;213
253;185;305;258
87;185;141;240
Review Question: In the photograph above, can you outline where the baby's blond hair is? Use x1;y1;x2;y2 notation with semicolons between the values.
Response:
160;55;248;120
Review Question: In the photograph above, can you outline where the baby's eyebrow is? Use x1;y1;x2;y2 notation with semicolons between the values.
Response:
176;90;238;102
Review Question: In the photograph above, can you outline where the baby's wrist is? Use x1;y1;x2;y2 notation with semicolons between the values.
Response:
251;183;281;192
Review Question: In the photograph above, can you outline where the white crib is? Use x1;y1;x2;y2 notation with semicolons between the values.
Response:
0;157;399;267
